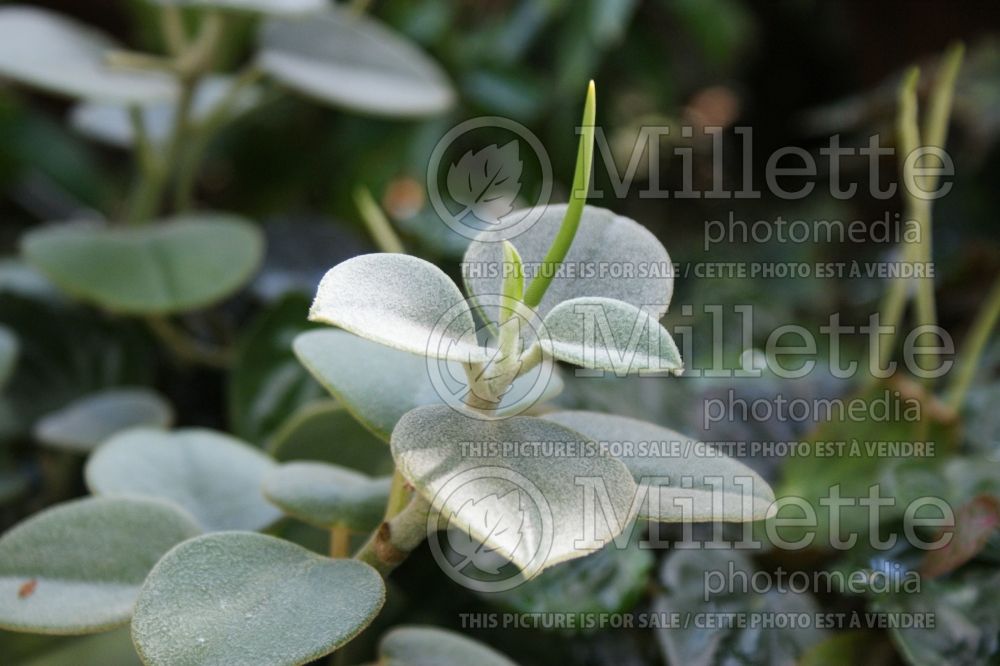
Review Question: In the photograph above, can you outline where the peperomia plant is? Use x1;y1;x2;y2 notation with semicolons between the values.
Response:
0;55;775;661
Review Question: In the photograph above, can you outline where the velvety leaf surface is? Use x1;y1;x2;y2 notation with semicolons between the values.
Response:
392;405;637;574
540;297;682;375
34;388;173;452
85;428;282;532
263;462;390;531
21;216;264;314
463;205;673;322
258;8;455;117
294;329;562;441
70;76;262;149
378;625;518;666
542;410;774;522
0;6;177;103
131;532;385;666
0;496;201;634
308;254;485;363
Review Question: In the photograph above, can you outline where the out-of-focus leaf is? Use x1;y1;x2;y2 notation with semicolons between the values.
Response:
131;532;385;666
0;496;200;634
21;215;264;314
228;293;323;445
0;6;176;103
263;461;390;531
0;324;18;388
34;388;173;453
378;625;518;666
146;0;325;14
921;495;1000;578
18;627;142;665
85;428;282;532
258;8;455;117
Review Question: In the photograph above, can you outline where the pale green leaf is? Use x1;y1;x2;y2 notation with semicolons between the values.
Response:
258;8;455;117
267;401;393;475
378;625;518;666
70;76;262;149
542;411;775;522
147;0;324;14
131;532;385;666
34;388;173;453
294;329;563;441
21;215;264;314
263;462;390;531
85;428;282;532
392;406;637;574
463;205;673;323
0;7;177;103
0;496;201;634
540;296;682;375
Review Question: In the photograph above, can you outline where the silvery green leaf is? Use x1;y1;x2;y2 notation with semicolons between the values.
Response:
21;215;264;314
446;141;523;225
392;406;637;574
378;625;518;666
258;8;455;117
70;76;263;149
34;388;173;453
85;428;282;532
540;296;682;375
146;0;325;14
294;329;563;441
309;254;486;363
0;496;201;634
463;205;673;322
267;401;394;475
542;411;774;522
0;7;177;103
0;324;18;389
263;462;390;531
131;532;385;666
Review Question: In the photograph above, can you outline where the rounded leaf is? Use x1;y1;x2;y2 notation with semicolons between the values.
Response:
258;8;455;117
0;7;177;103
21;215;264;314
131;532;385;666
541;296;682;375
263;462;390;531
267;401;393;475
542;411;775;522
308;254;485;363
85;428;282;532
392;406;637;574
34;388;173;453
294;329;563;441
70;75;262;149
0;496;201;634
463;205;673;321
378;625;518;666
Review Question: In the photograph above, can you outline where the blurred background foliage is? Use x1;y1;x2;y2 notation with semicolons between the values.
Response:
0;1;999;665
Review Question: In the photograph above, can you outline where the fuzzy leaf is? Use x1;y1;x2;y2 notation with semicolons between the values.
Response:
540;296;682;375
21;215;264;314
378;625;518;666
392;406;637;575
542;411;774;522
263;462;390;531
0;497;200;634
34;388;173;453
0;7;177;103
85;428;282;532
463;205;673;323
258;8;455;117
294;329;563;441
309;254;485;364
131;532;385;666
446;141;522;225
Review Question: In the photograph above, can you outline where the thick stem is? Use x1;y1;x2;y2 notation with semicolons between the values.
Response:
383;469;411;521
354;495;430;577
329;524;351;558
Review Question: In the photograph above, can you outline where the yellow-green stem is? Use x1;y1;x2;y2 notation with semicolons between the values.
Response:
947;274;1000;411
329;524;351;558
